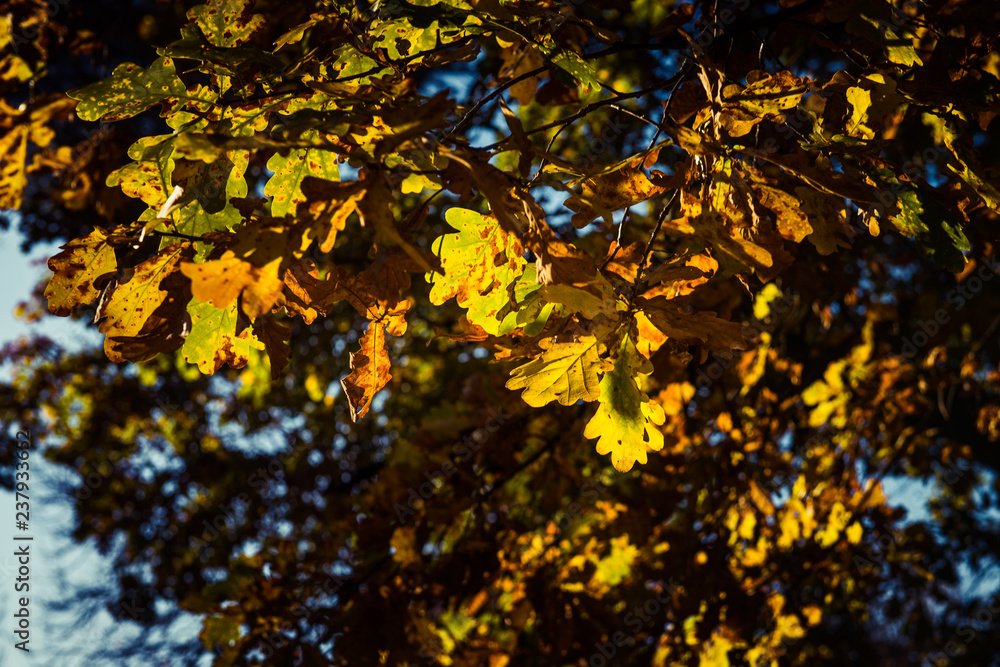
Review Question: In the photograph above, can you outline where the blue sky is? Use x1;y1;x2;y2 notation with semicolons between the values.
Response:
0;224;207;666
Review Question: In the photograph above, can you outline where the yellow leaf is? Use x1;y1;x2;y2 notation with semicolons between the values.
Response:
181;253;285;319
719;70;811;138
98;247;184;340
584;336;666;472
537;282;618;320
663;206;773;272
775;613;805;643
740;537;770;567
752;284;785;321
0;125;28;209
45;227;118;316
699;632;734;667
802;605;823;626
98;245;190;363
428;207;529;335
506;336;605;407
815;502;852;548
390;526;422;569
738;511;757;540
777;507;801;550
593;535;638;587
754;185;813;243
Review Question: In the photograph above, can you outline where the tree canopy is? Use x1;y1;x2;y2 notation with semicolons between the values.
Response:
3;0;1000;665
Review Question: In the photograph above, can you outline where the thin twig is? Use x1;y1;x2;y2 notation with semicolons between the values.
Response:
479;74;683;151
450;66;548;134
632;189;680;290
600;209;631;270
648;60;692;149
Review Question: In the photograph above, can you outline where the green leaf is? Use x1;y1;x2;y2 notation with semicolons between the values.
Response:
924;113;1000;213
170;150;248;242
265;148;341;217
427;207;528;335
870;167;970;271
181;298;264;374
187;0;265;48
371;17;455;62
584;335;665;473
68;57;186;122
549;49;602;93
323;44;387;83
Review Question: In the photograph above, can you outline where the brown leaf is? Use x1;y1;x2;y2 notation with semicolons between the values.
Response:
357;176;435;272
283;259;377;319
341;301;409;421
639;296;748;354
565;166;666;228
300;177;366;253
754;184;814;243
796;187;854;255
529;223;599;286
499;98;534;180
254;313;292;380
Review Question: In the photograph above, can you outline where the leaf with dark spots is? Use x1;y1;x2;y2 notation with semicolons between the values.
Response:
45;228;118;316
187;0;265;48
68;57;186;122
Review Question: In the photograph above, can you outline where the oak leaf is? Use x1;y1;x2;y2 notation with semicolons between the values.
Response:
45;227;118;316
341;301;409;421
187;0;265;48
638;296;748;354
719;70;812;138
266;150;341;218
506;336;607;407
181;298;264;374
427;208;529;335
97;245;190;362
584;336;665;472
68;57;186;122
565;166;665;228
